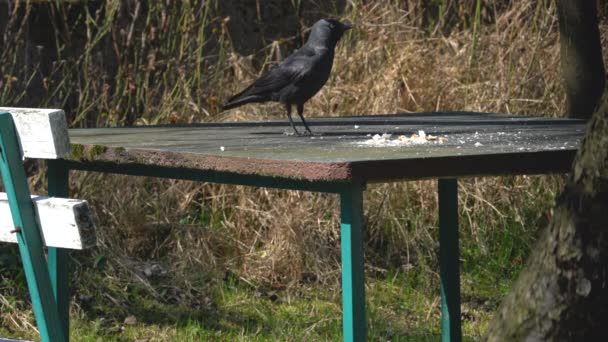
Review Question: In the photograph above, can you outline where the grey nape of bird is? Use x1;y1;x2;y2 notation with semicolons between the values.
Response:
222;18;353;136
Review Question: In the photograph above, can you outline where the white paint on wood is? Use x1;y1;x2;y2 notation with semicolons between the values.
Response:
0;192;96;249
0;107;70;159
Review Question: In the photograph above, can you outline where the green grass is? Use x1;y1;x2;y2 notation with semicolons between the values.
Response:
1;254;519;341
0;175;554;341
66;273;469;341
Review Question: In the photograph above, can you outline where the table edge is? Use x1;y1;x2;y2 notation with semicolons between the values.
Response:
63;143;576;183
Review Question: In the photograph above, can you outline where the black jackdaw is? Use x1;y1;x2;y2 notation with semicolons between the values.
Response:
222;18;353;135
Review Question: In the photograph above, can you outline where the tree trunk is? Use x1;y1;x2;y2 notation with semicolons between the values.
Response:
557;0;605;119
484;86;608;340
485;3;608;338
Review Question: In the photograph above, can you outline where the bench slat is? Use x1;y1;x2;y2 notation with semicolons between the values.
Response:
0;193;96;249
0;107;70;159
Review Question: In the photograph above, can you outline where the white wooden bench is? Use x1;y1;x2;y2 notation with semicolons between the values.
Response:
0;107;96;342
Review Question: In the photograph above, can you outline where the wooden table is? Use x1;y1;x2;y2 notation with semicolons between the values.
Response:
59;112;585;342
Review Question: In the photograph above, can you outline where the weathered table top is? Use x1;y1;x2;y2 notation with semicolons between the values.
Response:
67;112;585;182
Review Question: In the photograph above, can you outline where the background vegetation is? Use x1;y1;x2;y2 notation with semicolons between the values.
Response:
0;0;605;340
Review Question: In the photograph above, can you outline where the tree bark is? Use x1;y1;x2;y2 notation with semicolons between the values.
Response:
485;3;608;338
557;0;605;119
484;85;608;341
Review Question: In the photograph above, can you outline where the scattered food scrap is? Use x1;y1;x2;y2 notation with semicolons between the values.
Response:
357;130;447;147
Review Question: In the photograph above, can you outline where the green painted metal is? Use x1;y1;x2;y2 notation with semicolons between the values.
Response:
438;178;462;342
0;112;67;342
340;183;367;342
64;157;364;340
61;160;349;194
47;159;71;339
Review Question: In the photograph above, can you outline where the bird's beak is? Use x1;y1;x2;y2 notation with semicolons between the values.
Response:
342;22;353;31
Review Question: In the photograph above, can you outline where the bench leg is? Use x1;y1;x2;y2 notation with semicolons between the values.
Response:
438;179;462;342
0;113;67;342
340;183;366;342
47;159;71;340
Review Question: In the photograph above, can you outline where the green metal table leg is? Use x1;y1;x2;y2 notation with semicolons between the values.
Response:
340;183;366;342
0;113;67;342
438;179;462;342
48;159;71;340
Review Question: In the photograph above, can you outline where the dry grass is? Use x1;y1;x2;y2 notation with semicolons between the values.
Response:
0;0;600;338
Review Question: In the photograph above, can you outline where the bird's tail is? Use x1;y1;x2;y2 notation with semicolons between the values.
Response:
222;89;269;110
222;96;258;110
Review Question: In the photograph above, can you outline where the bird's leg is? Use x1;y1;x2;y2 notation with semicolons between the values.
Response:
297;104;312;134
285;104;301;136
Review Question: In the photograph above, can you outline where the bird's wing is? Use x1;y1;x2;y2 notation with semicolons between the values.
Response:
235;48;318;98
